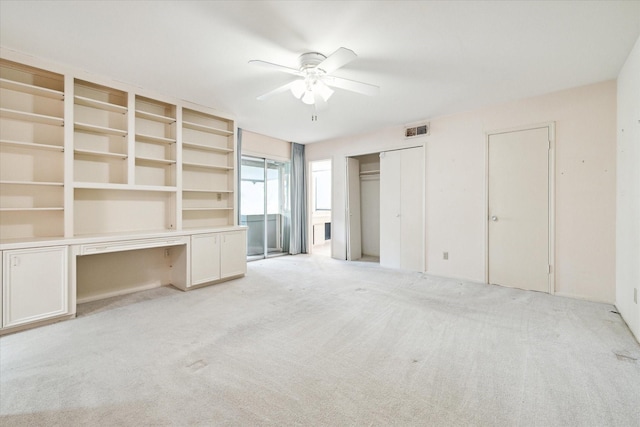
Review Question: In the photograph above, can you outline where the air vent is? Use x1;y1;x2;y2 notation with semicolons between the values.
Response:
405;123;429;138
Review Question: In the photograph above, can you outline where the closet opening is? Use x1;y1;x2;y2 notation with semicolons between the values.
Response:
310;159;332;256
240;156;290;261
346;153;381;263
346;146;424;270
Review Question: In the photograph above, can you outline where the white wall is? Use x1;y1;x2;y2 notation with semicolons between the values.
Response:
307;80;617;303
241;130;291;161
616;36;640;341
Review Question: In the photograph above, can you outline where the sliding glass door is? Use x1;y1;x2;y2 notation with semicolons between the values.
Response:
240;156;290;260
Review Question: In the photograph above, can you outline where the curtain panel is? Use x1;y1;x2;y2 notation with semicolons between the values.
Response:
289;143;307;254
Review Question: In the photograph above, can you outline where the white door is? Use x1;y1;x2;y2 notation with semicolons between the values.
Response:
488;126;550;292
346;157;362;260
380;147;424;271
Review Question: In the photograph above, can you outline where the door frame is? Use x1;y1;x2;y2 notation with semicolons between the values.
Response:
346;157;362;260
484;122;556;294
239;155;290;260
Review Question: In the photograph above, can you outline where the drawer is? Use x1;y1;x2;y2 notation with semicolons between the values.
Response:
79;236;188;255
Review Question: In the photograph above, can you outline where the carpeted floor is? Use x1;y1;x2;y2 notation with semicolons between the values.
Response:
1;253;639;426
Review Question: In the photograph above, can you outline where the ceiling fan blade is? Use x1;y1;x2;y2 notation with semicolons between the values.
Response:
248;60;302;76
317;47;357;74
256;80;298;101
324;76;380;97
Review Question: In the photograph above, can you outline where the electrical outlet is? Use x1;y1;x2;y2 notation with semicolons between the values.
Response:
443;252;449;260
634;288;637;304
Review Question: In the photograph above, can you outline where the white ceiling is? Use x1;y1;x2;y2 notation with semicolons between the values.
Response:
1;1;639;144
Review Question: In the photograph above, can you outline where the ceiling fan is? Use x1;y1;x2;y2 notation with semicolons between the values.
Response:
249;47;379;110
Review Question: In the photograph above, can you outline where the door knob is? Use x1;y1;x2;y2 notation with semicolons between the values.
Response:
491;216;498;222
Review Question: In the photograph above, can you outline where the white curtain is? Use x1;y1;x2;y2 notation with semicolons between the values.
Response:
289;143;307;254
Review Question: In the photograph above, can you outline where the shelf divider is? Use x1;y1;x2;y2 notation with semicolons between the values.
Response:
74;95;127;114
0;108;64;127
182;120;233;136
74;122;127;137
0;139;64;152
0;78;64;100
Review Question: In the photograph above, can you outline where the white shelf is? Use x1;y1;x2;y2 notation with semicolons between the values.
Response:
74;95;127;114
182;161;233;171
74;149;127;160
183;189;233;193
0;78;64;100
74;122;127;137
135;156;176;166
74;182;177;192
0;180;64;187
136;133;176;145
0;108;64;126
135;110;175;124
182;120;233;136
0;139;64;152
182;141;233;153
0;207;64;212
360;170;380;176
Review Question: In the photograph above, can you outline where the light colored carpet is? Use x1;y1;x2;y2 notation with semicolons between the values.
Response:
1;253;639;426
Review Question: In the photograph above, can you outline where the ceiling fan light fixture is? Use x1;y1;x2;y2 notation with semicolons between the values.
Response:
290;79;306;99
301;90;315;105
316;81;334;102
252;47;379;108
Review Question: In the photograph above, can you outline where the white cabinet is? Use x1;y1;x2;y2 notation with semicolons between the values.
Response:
191;229;246;287
191;233;222;285
220;230;247;278
2;246;68;328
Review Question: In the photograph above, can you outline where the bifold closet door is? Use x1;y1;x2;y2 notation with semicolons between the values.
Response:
380;147;424;271
380;151;401;268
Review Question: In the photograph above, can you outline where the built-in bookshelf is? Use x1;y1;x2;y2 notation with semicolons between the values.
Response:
0;53;244;336
182;108;235;229
135;95;177;188
0;59;65;241
73;79;128;187
0;57;237;243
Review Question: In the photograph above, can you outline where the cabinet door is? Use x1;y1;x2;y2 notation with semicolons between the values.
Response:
191;233;221;286
3;246;68;328
220;230;247;278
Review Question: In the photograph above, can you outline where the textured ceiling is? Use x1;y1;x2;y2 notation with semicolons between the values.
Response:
1;1;639;143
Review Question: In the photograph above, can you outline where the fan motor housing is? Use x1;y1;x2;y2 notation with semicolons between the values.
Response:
299;52;326;72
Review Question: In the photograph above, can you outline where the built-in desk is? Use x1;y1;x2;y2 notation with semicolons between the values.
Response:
0;227;247;334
